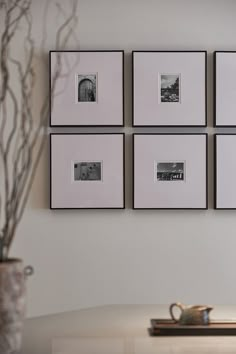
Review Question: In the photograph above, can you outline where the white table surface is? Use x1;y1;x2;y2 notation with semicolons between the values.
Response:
21;304;236;354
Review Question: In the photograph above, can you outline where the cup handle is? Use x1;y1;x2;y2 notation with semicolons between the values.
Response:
169;302;184;323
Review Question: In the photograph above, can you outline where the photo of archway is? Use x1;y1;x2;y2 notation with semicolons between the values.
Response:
77;74;97;102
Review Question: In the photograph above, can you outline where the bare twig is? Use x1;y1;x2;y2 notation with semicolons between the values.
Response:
0;0;79;260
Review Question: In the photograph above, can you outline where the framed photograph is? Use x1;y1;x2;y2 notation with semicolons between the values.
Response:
133;134;208;209
214;51;236;127
50;51;124;127
50;134;125;209
215;134;236;209
132;51;207;127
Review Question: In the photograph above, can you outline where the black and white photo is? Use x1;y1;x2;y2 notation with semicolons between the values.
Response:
74;162;102;181
133;134;207;209
156;162;184;181
160;74;180;103
77;74;97;102
50;134;125;209
50;51;124;126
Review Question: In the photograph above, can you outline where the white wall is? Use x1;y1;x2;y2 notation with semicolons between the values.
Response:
10;0;236;318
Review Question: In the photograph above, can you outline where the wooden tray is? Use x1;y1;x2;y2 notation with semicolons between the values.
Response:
149;319;236;336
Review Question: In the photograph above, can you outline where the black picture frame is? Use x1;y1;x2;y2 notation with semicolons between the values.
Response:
214;51;236;127
214;134;236;209
50;133;125;210
132;50;207;127
49;50;125;127
133;133;208;210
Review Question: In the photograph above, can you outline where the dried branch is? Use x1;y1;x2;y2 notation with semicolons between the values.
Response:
0;0;79;260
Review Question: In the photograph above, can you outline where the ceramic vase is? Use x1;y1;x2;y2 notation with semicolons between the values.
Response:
0;259;27;354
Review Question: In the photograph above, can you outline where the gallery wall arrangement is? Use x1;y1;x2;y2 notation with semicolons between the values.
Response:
50;50;236;210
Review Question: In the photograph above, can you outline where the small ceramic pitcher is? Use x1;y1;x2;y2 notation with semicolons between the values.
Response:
169;302;213;325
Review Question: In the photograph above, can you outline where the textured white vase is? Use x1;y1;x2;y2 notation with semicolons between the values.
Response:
0;259;27;354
